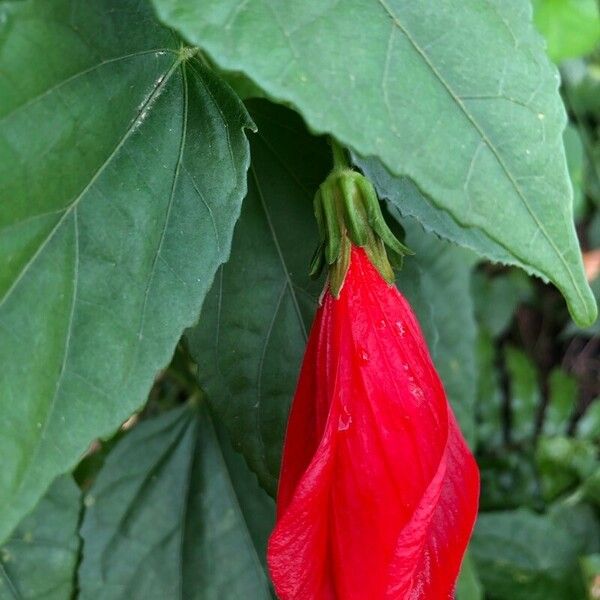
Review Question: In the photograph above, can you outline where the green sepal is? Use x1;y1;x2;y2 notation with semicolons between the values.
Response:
356;177;414;258
329;235;352;296
313;189;326;242
340;176;368;247
310;148;413;296
320;181;342;265
364;237;395;284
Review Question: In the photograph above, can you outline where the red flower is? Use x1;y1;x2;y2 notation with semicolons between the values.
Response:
267;245;479;599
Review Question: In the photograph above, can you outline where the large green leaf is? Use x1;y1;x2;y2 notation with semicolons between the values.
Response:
79;403;273;599
187;100;329;495
357;151;594;328
151;0;596;326
471;509;582;600
0;0;252;541
0;476;80;600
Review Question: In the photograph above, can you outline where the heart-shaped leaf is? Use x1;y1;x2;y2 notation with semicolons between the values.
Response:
151;0;596;326
0;0;252;542
79;404;274;598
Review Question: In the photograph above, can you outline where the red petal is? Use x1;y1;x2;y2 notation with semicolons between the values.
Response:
268;247;479;599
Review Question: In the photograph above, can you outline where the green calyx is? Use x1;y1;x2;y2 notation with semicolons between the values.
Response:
310;147;413;296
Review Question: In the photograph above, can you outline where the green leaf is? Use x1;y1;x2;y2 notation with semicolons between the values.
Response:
0;476;81;600
475;331;504;449
536;436;597;500
577;399;600;441
533;0;600;62
0;0;252;541
456;552;484;600
151;0;596;326
549;501;600;556
582;468;600;507
213;422;275;575
471;509;582;600
472;270;533;338
186;100;329;495
564;277;600;337
393;217;479;446
354;150;587;332
505;345;540;442
543;368;578;436
79;403;273;599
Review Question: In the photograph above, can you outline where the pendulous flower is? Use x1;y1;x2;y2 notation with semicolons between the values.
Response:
267;156;480;599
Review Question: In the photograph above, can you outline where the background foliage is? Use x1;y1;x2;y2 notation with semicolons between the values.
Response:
0;0;599;598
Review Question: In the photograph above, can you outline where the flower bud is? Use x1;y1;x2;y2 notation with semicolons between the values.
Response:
268;246;479;599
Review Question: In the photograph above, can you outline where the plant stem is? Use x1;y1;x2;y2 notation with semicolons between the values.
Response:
331;138;350;170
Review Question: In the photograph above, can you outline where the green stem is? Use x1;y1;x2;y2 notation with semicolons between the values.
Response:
331;138;350;170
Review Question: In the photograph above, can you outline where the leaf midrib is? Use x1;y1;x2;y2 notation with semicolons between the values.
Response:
0;560;21;600
0;48;177;124
376;0;586;312
249;165;308;342
204;411;271;599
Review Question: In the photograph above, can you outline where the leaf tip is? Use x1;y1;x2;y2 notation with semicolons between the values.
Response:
568;284;598;328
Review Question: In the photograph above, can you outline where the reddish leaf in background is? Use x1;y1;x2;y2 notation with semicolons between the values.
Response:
268;246;479;600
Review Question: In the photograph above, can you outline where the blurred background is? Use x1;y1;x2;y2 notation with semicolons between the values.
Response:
459;2;600;596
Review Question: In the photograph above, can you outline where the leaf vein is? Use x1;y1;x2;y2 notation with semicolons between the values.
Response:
0;55;182;311
376;0;586;312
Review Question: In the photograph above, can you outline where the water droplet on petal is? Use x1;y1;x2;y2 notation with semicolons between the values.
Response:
396;321;405;336
410;384;424;402
358;347;369;363
377;319;387;330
